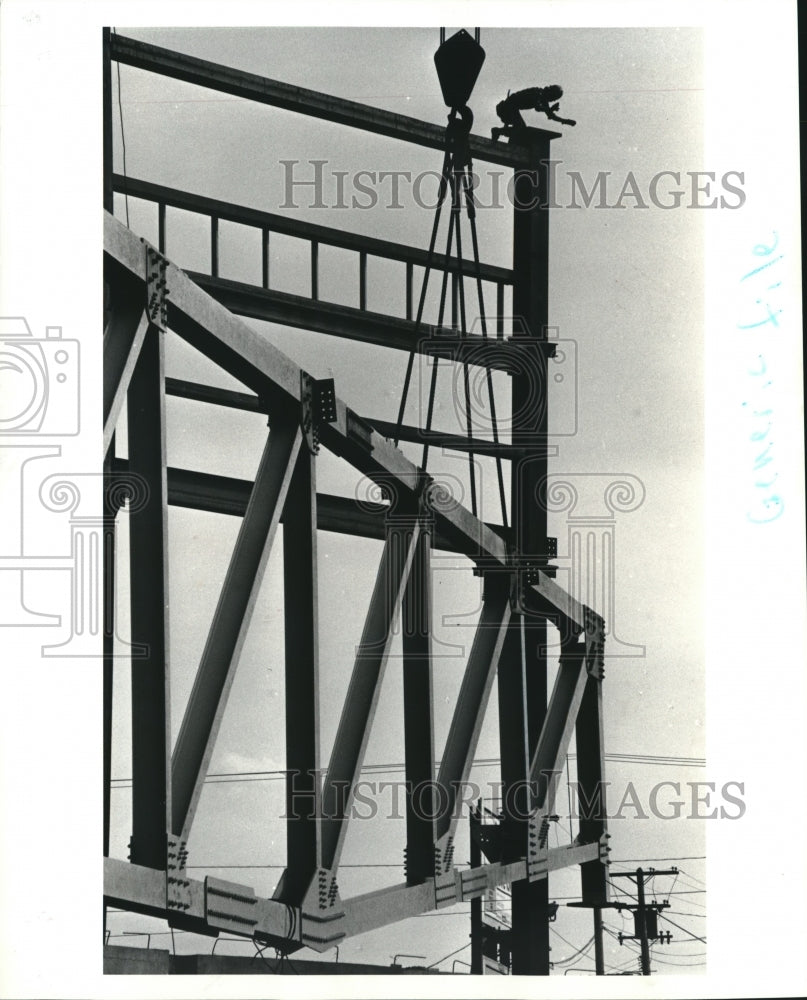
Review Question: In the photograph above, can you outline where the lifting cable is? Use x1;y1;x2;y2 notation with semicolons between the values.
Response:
394;27;508;528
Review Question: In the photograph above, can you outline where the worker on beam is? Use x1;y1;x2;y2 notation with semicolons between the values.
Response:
491;85;576;139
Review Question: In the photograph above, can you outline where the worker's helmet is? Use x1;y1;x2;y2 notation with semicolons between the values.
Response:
545;85;563;101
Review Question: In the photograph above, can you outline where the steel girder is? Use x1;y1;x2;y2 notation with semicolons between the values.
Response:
111;175;513;287
109;34;553;169
103;211;609;954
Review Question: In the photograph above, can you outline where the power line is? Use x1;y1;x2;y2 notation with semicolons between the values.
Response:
611;855;705;863
677;866;707;885
655;914;706;944
550;929;594;966
607;878;707;944
110;753;706;787
425;941;470;970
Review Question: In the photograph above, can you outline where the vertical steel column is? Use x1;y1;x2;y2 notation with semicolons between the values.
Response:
469;803;483;974
103;445;115;859
211;216;219;278
262;228;270;288
401;520;435;884
511;131;552;553
102;23;113;874
575;675;608;906
127;326;171;869
506;129;555;975
496;619;530;856
103;28;112;214
158;203;166;254
311;240;319;300
281;445;322;903
359;251;368;311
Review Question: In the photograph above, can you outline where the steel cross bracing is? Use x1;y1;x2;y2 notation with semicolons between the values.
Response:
103;32;610;966
103;212;608;952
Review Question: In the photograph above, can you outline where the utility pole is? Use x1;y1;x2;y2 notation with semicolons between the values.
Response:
635;869;651;974
610;867;677;975
593;906;604;975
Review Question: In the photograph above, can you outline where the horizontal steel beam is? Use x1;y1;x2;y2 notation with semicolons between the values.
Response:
106;838;598;951
187;271;519;367
104;858;293;940
111;457;510;551
164;378;522;458
166;377;264;414
368;417;524;458
112;174;512;285
110;34;554;168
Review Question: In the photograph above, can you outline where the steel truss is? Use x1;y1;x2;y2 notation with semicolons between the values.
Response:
103;31;610;971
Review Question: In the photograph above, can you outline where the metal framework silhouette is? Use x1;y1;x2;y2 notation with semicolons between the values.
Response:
102;30;610;974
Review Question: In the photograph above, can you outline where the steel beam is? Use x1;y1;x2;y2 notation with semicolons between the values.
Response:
103;262;150;457
103;28;113;213
187;271;520;367
402;522;436;884
341;880;435;941
280;446;322;904
529;640;589;817
367;417;526;459
319;523;421;874
109;34;550;169
497;618;531;861
434;579;512;847
103;442;115;861
171;416;302;840
103;844;597;950
166;377;264;414
111;457;511;553
104;858;293;940
469;805;483;973
575;675;610;906
505;129;557;977
127;325;171;869
112;174;512;286
165;378;522;459
105;857;170;917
